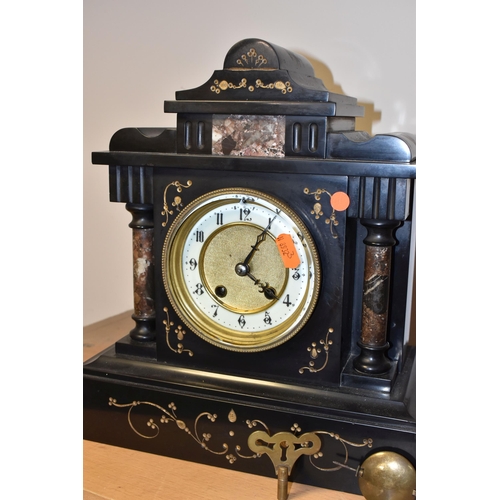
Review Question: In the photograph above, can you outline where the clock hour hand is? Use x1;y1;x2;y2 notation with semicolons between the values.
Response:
248;273;277;300
243;215;277;266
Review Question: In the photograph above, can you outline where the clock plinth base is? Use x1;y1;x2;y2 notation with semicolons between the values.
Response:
84;344;415;498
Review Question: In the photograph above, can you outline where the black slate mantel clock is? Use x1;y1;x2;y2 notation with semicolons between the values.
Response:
84;38;416;500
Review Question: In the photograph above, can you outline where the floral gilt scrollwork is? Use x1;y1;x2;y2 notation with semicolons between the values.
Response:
310;432;373;472
236;48;268;68
304;187;339;239
255;79;292;94
210;78;292;94
164;307;193;356
211;78;247;93
299;328;334;374
161;180;192;227
108;398;228;455
108;396;373;477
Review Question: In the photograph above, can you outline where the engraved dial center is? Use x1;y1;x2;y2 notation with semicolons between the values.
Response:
201;224;286;313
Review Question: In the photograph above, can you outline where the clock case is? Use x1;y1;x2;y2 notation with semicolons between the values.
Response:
84;39;415;497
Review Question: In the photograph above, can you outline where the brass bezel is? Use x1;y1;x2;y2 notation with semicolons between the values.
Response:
162;188;320;352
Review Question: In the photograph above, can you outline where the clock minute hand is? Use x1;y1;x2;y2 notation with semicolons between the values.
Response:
243;215;277;266
243;231;267;266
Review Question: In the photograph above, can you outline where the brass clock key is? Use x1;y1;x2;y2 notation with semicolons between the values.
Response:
248;430;322;500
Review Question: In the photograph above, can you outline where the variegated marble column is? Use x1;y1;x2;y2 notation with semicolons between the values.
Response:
126;203;155;342
353;219;401;375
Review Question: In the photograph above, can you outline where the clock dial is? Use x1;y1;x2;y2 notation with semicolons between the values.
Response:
162;188;321;352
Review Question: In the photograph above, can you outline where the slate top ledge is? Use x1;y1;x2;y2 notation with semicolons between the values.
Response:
164;100;363;117
92;149;416;179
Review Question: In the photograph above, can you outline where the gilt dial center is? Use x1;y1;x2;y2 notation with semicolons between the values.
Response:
201;223;287;313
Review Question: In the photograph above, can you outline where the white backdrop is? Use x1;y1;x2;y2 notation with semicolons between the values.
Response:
83;0;416;326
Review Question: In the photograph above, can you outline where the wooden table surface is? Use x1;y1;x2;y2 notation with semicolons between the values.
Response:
83;311;363;500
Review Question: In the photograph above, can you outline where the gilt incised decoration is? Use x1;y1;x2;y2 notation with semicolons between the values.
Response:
304;188;339;239
299;328;334;374
211;78;292;94
309;432;373;473
108;398;227;455
108;396;373;475
211;78;248;93
161;180;193;227
163;307;193;356
255;79;292;94
236;48;268;68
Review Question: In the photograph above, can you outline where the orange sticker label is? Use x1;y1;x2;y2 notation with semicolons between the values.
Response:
330;191;350;211
276;234;301;269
